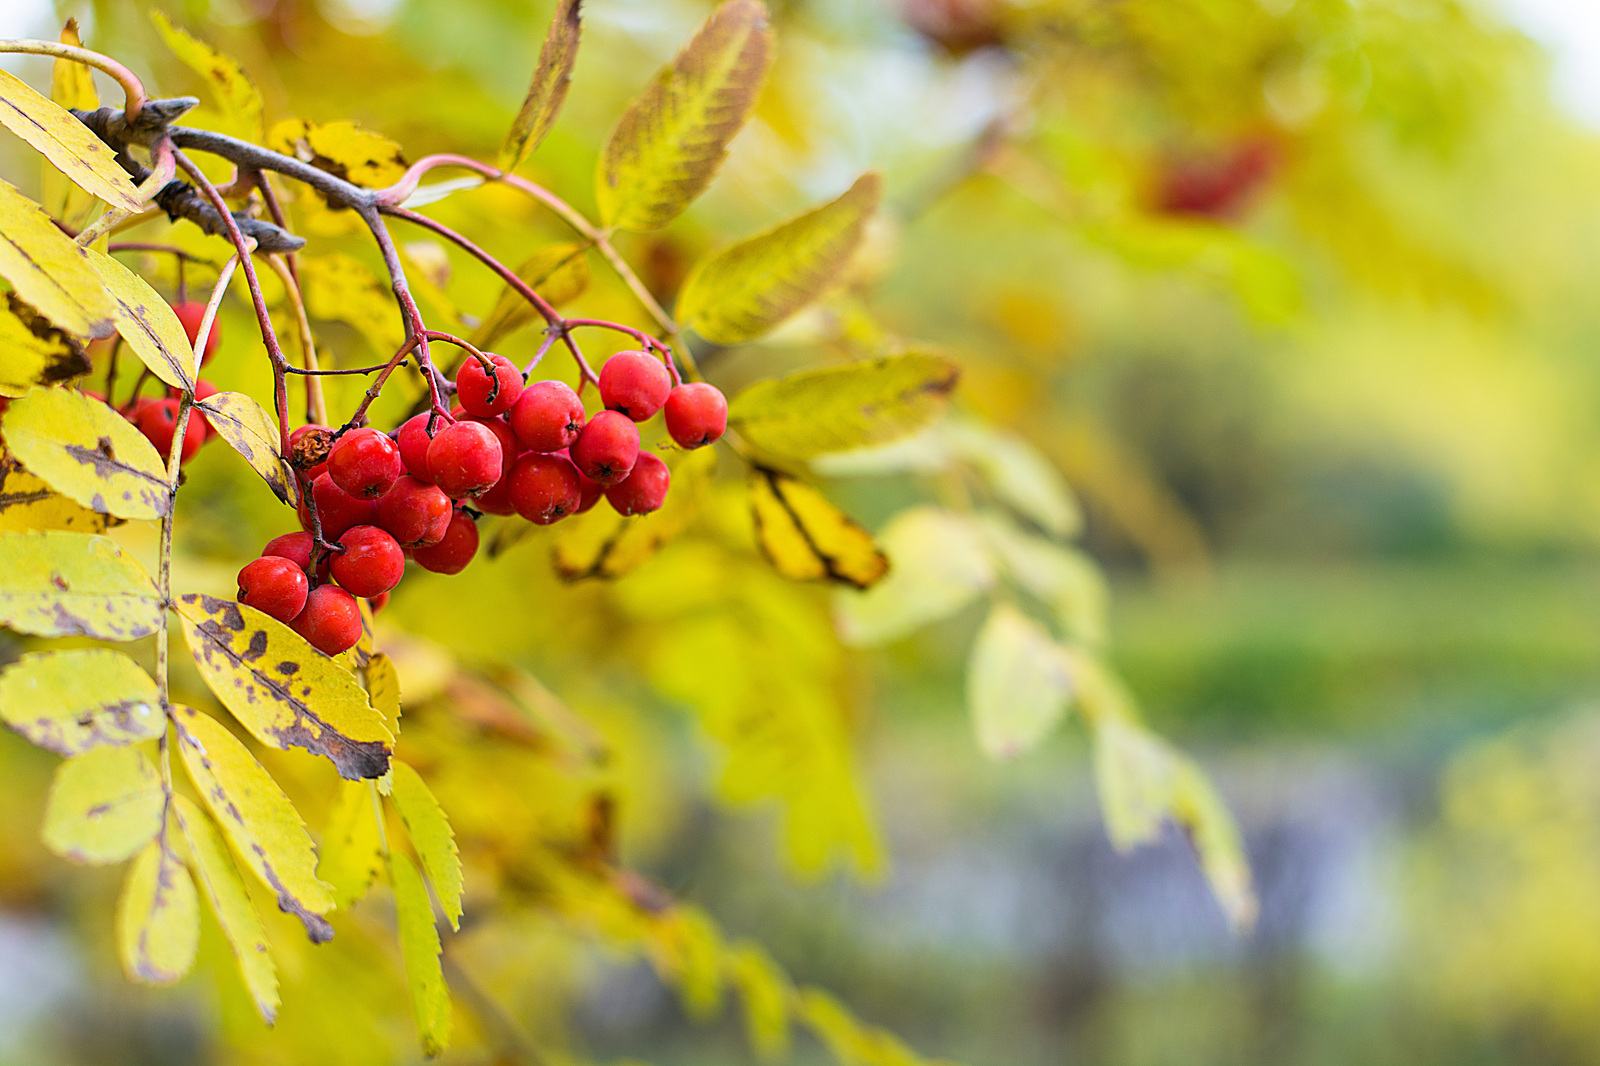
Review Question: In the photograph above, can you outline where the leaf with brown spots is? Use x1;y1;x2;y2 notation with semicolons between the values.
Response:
44;20;100;231
116;836;199;985
0;449;113;534
498;0;582;172
749;468;888;589
0;178;116;339
267;118;407;189
173;704;336;942
175;594;393;780
0;649;163;755
0;68;142;212
0;530;163;640
2;387;170;520
86;249;197;393
0;296;90;398
196;391;298;506
151;11;264;142
42;745;164;864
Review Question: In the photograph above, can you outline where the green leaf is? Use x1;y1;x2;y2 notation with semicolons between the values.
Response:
977;512;1107;645
469;243;589;350
729;352;960;462
116;837;200;985
0;178;116;339
498;0;582;171
392;851;452;1057
151;11;264;142
388;761;463;931
835;506;993;646
0;530;162;640
0;68;142;212
173;704;336;942
0;297;90;397
176;594;394;780
172;795;279;1023
0;450;112;534
318;779;385;910
42;745;163;864
968;603;1073;760
678;173;882;344
2;387;171;520
86;249;198;393
596;0;772;231
195;391;298;506
0;649;163;755
749;467;888;589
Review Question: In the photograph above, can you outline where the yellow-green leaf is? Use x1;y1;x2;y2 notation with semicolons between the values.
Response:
678;173;881;344
0;449;111;533
87;248;198;392
978;512;1106;645
0;178;116;338
42;745;163;864
175;594;393;780
0;68;142;212
0;649;162;755
365;651;402;739
0;296;91;397
498;0;582;171
0;530;162;640
318;779;384;910
596;0;772;231
1171;758;1257;931
151;11;264;142
749;468;887;589
44;20;98;230
116;837;200;985
196;391;297;506
173;704;336;942
553;447;714;580
388;761;462;931
173;795;279;1024
729;352;960;462
295;251;404;354
2;387;170;519
947;421;1081;538
392;850;452;1057
968;603;1072;760
726;943;792;1061
835;506;993;646
470;243;589;350
268;118;407;188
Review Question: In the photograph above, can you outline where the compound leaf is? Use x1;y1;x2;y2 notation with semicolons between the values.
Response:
392;851;452;1057
0;649;163;755
470;243;589;350
42;745;163;864
0;68;142;212
968;603;1072;760
196;391;298;506
498;0;582;171
87;249;198;392
388;761;462;931
318;779;384;909
2;387;170;519
116;837;200;985
0;178;115;338
749;468;887;588
0;530;162;640
151;11;264;142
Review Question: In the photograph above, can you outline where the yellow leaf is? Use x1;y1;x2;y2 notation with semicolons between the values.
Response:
173;704;336;942
175;594;394;780
0;296;91;397
44;20;98;231
150;11;264;142
596;0;772;231
116;837;200;985
318;779;384;909
553;447;714;580
0;68;142;212
470;243;589;350
0;530;162;640
725;942;792;1060
2;387;170;519
392;851;452;1057
678;173;881;344
42;745;163;864
835;506;993;646
172;795;279;1024
0;450;111;533
388;761;462;931
498;0;582;171
796;986;928;1066
268;118;408;189
749;468;887;589
195;391;298;506
0;178;116;338
295;251;404;355
0;648;162;755
86;248;198;392
968;603;1072;760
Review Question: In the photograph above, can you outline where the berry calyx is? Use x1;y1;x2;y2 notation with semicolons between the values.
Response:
605;451;671;515
134;398;207;463
455;353;524;417
599;350;673;422
300;473;377;540
290;424;334;481
289;584;363;656
509;380;586;452
327;427;403;499
427;420;503;498
172;301;221;365
236;556;309;623
507;452;582;525
663;382;727;448
396;413;437;482
569;410;639;485
411;510;479;574
262;531;315;571
330;525;406;597
375;475;453;547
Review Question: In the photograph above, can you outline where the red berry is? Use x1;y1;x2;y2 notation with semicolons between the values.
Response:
605;451;670;515
236;556;308;623
664;383;727;448
396;414;437;482
289;584;363;656
327;427;403;499
299;473;377;540
262;531;314;571
134;398;207;463
330;525;406;597
474;473;519;516
290;423;333;482
375;475;453;547
557;449;606;514
599;350;673;421
455;353;524;417
509;380;586;452
172;301;222;366
507;452;582;525
427;420;503;498
569;410;639;485
411;510;479;574
367;591;390;614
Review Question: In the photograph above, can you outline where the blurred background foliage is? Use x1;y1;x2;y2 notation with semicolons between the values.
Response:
5;0;1600;1063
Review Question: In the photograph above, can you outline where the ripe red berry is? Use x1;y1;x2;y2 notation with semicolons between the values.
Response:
236;556;308;623
509;380;586;452
300;473;377;540
599;350;673;422
396;413;437;482
172;301;222;366
507;452;582;525
367;591;390;614
375;475;453;547
411;510;479;574
289;583;363;656
330;525;406;597
134;398;207;463
327;427;403;499
290;423;334;481
557;449;606;514
427;420;503;498
605;451;671;515
569;410;639;485
262;531;314;571
663;382;727;448
455;353;524;417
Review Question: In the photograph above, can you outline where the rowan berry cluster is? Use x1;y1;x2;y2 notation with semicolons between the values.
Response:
95;301;223;464
237;347;727;655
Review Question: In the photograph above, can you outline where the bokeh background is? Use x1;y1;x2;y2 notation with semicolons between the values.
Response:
7;0;1600;1064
